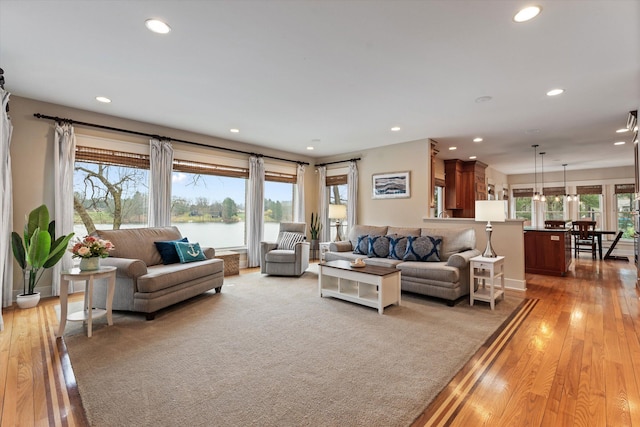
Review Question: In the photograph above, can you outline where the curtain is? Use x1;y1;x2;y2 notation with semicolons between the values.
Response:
52;123;76;296
0;88;13;330
247;156;264;267
294;164;305;223
317;166;329;242
347;161;358;236
148;138;174;227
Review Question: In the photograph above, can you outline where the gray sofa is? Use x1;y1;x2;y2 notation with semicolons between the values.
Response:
93;226;224;319
324;225;480;305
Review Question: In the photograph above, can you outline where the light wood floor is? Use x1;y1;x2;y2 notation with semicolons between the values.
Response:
1;260;638;426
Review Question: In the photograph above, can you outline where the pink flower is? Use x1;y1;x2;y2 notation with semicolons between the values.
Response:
77;247;90;256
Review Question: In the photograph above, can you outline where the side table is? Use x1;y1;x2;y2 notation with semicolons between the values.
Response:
215;250;240;276
57;266;117;338
469;255;505;310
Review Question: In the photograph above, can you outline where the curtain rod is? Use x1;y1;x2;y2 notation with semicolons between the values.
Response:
315;158;360;167
33;113;309;166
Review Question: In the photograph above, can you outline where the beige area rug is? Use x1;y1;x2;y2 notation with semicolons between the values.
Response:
62;264;523;427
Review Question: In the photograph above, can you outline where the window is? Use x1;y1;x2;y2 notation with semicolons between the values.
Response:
543;187;565;220
327;174;348;241
615;184;635;239
434;178;445;217
73;146;149;237
512;188;533;226
263;180;295;242
577;185;602;227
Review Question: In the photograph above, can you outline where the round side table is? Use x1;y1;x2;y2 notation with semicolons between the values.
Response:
57;266;117;338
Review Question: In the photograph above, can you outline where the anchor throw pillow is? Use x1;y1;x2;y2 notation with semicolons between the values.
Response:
174;241;207;263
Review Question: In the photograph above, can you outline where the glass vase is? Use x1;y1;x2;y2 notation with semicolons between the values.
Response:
79;257;100;271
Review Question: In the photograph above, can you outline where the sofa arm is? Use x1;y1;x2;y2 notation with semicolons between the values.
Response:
446;249;482;268
329;241;353;252
202;247;216;259
100;257;148;279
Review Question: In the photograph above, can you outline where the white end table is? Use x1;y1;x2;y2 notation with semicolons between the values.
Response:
57;266;117;338
469;255;505;310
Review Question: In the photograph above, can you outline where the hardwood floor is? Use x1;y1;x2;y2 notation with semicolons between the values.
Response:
1;260;638;426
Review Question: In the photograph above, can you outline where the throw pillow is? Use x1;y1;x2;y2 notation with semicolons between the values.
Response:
353;235;370;255
402;235;443;262
154;237;189;265
174;241;207;263
387;234;408;260
368;235;390;258
277;231;305;250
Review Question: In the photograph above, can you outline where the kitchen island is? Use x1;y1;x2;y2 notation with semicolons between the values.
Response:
524;227;572;276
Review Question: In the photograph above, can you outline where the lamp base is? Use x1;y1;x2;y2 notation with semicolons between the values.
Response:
482;222;497;258
334;221;343;242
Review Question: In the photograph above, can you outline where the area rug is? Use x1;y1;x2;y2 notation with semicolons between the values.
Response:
62;265;523;427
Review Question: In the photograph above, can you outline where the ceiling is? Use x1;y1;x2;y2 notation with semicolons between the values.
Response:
1;0;638;175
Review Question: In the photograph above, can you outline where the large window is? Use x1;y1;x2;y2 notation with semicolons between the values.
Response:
512;188;533;226
263;179;295;242
577;185;602;227
544;187;565;220
327;174;348;241
73;147;150;237
615;184;635;239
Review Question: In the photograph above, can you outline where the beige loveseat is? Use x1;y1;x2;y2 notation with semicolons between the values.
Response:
92;226;224;320
324;225;480;306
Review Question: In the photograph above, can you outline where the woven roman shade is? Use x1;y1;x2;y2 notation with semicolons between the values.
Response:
576;185;602;195
326;174;347;186
75;146;150;169
512;188;534;197
265;171;297;183
543;186;565;196
173;159;249;178
614;183;635;194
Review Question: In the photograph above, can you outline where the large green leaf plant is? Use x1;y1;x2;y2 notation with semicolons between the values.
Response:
11;204;75;295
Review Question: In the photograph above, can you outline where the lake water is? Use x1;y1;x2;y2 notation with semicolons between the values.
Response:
74;221;282;249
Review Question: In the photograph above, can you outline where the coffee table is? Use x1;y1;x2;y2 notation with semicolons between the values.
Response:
319;260;401;314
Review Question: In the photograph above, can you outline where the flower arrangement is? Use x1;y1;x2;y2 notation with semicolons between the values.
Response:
70;235;115;259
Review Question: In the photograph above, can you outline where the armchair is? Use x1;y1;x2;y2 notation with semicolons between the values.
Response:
260;222;310;276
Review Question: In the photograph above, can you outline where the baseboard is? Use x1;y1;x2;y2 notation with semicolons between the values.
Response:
505;278;527;293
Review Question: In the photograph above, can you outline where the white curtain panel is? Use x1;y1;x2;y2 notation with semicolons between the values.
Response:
0;88;13;330
247;156;264;267
148;138;174;227
52;123;76;296
294;163;305;223
347;161;358;236
317;166;329;242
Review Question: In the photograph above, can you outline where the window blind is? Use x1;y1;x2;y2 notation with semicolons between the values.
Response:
576;185;602;195
326;175;347;186
512;188;534;197
75;146;150;169
614;183;635;194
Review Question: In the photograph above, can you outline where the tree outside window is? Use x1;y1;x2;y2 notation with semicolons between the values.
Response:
616;190;634;239
578;194;602;227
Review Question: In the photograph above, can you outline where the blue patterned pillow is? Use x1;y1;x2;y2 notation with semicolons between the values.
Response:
387;234;408;260
353;235;369;255
368;235;390;258
174;241;207;263
402;235;442;262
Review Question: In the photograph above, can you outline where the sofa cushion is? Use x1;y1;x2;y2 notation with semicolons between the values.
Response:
137;258;224;293
353;235;370;255
421;227;476;260
95;226;183;267
363;257;404;268
265;249;297;263
396;261;459;283
403;235;443;262
387;234;408;260
348;225;388;250
175;241;207;263
154;237;189;265
368;235;390;258
277;231;305;250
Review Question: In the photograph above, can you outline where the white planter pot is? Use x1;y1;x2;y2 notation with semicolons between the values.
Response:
16;292;41;309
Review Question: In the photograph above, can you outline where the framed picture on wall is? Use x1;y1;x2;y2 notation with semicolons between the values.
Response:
372;171;410;199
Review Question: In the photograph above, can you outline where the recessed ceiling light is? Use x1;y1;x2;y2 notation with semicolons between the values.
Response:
614;141;626;146
230;128;239;133
616;128;629;133
306;146;314;150
391;126;401;132
475;96;493;103
469;156;477;160
145;19;171;34
546;88;564;96
514;6;542;23
473;137;483;143
95;96;111;103
449;147;457;151
525;128;540;134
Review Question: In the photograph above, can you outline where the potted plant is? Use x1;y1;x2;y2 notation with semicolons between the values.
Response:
309;212;322;257
11;204;75;308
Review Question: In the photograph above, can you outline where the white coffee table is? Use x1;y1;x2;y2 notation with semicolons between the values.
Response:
319;260;401;314
57;266;117;338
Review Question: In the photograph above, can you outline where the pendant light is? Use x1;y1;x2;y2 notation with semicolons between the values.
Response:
539;151;546;202
532;144;540;201
563;163;572;202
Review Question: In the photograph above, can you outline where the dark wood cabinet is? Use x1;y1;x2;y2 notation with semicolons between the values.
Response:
444;159;487;218
524;229;571;276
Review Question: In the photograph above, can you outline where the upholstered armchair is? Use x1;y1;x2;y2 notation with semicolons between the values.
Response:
260;222;310;276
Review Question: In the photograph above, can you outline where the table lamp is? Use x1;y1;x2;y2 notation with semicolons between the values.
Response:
475;200;507;257
328;204;347;241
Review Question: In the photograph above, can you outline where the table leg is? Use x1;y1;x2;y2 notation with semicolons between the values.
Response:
57;278;70;338
598;234;603;259
87;276;94;338
106;272;115;326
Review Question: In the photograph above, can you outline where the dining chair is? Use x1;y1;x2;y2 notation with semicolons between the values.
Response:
544;220;566;229
571;221;596;259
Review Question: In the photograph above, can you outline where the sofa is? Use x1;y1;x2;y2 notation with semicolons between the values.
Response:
92;226;224;319
324;225;481;305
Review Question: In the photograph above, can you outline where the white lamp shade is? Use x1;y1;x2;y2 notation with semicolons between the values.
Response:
328;204;347;220
475;200;507;222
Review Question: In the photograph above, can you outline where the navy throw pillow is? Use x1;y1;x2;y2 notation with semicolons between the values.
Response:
353;235;369;255
402;235;443;262
368;235;390;258
387;234;408;260
154;237;189;265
